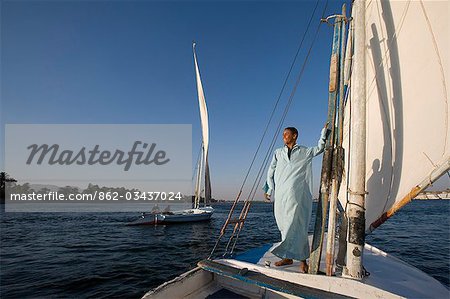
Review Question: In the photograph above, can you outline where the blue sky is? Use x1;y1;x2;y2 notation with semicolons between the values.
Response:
2;0;446;200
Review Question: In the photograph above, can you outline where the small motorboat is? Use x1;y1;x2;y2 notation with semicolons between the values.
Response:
127;206;214;226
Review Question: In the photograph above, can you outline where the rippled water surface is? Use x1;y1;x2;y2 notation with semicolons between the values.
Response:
1;200;449;298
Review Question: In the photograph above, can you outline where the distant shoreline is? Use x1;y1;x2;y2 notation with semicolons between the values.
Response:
414;190;450;200
414;197;450;200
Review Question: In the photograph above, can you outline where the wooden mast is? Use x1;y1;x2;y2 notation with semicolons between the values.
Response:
343;0;366;280
325;3;348;276
309;10;342;275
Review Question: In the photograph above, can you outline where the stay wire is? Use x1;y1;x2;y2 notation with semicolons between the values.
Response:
225;0;329;257
242;0;329;211
247;0;331;206
228;0;331;256
236;0;322;194
211;0;323;259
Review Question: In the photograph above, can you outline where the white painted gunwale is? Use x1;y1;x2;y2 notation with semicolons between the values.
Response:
143;241;449;298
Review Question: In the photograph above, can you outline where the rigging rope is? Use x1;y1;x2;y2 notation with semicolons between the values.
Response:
210;0;331;259
229;0;334;255
235;0;322;196
208;0;323;258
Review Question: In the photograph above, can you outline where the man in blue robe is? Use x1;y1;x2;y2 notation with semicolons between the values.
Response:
265;125;327;272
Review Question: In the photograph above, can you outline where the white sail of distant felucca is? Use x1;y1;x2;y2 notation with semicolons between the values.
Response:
339;0;449;233
193;42;212;208
127;43;214;226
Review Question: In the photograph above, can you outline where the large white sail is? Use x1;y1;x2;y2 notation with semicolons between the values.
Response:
193;43;211;203
339;0;449;233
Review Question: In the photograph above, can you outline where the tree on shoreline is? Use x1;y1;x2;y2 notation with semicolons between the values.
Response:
0;172;17;203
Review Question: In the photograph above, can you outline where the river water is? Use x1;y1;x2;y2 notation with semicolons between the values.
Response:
1;200;448;298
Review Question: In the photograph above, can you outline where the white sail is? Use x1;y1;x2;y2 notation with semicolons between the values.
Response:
339;0;449;233
193;43;212;204
193;43;210;160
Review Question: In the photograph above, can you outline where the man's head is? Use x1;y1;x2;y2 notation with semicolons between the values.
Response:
283;127;298;146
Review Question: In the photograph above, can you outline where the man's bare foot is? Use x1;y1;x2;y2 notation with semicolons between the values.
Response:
274;258;293;267
300;260;308;273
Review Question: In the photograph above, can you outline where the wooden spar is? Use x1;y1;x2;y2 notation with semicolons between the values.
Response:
369;157;450;232
343;0;366;280
342;15;353;108
335;8;354;273
337;5;347;148
309;13;341;275
325;4;347;276
204;153;211;206
194;144;204;209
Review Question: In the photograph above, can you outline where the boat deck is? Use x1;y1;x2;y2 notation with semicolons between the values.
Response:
216;238;449;298
143;237;449;298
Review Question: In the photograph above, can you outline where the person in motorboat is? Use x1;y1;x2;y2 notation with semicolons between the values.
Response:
265;123;327;273
150;204;160;214
162;205;174;215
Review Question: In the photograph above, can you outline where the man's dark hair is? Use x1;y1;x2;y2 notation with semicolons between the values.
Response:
284;127;298;138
